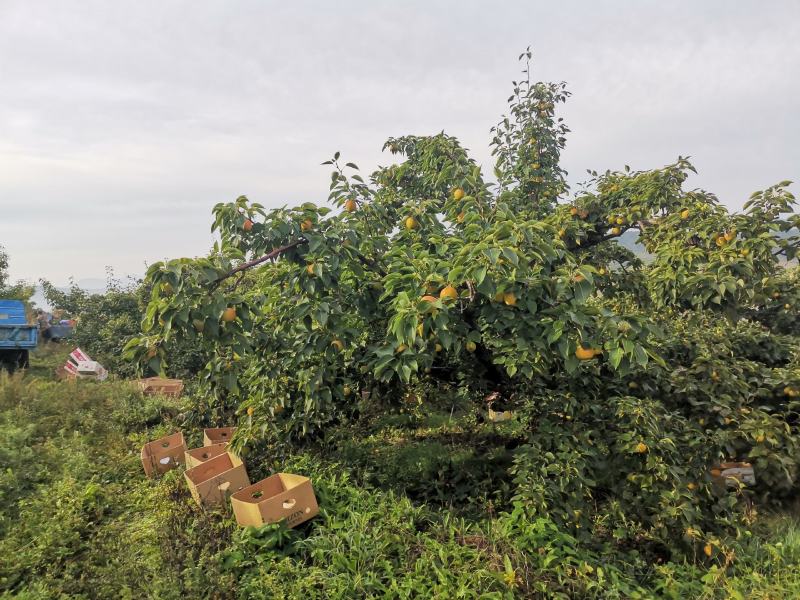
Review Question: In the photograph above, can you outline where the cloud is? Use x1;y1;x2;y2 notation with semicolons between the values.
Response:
0;0;798;282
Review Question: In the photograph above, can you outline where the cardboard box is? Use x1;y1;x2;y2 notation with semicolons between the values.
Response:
231;473;319;528
203;427;236;446
74;360;108;381
141;431;187;477
55;364;75;380
710;461;756;488
62;348;108;381
185;443;230;469
184;451;250;507
138;377;184;398
488;408;515;422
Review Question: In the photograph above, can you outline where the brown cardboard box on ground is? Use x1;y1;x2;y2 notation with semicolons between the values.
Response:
203;427;236;446
231;473;319;528
710;461;756;488
185;443;231;469
184;451;250;507
141;431;187;477
488;408;515;422
137;377;184;398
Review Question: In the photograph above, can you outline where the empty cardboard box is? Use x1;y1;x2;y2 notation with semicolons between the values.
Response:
203;427;236;446
231;473;319;529
141;431;187;477
488;408;515;423
710;461;756;488
138;377;184;398
185;443;230;469
184;451;250;507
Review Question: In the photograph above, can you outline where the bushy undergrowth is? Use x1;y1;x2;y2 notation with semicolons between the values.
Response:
39;278;208;379
1;351;800;599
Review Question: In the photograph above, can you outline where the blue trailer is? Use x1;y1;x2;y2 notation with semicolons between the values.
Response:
0;299;38;371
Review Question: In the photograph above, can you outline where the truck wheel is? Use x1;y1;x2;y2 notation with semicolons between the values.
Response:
0;350;18;373
0;350;29;373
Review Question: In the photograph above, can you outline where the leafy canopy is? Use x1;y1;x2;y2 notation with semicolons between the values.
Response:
126;50;798;443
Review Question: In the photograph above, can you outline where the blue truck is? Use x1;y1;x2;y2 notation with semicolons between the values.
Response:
0;299;38;371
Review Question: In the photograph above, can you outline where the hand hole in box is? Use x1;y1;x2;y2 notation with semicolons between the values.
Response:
161;441;170;448
252;491;263;499
282;498;296;509
201;453;209;459
221;432;228;437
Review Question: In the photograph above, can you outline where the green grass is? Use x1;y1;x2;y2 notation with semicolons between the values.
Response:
1;349;800;598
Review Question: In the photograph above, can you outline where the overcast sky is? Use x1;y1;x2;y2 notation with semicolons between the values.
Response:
1;1;798;285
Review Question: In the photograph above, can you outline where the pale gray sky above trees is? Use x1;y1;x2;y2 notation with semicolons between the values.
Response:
1;0;798;284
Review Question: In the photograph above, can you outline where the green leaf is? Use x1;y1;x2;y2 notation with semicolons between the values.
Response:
609;348;624;369
633;345;648;366
501;248;519;265
484;248;501;265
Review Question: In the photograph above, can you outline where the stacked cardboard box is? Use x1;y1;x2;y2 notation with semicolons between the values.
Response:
139;426;319;529
61;348;108;381
185;452;251;507
185;442;229;469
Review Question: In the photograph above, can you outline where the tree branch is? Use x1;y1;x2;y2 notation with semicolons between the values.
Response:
568;218;659;253
352;248;387;277
224;271;248;293
212;239;307;289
